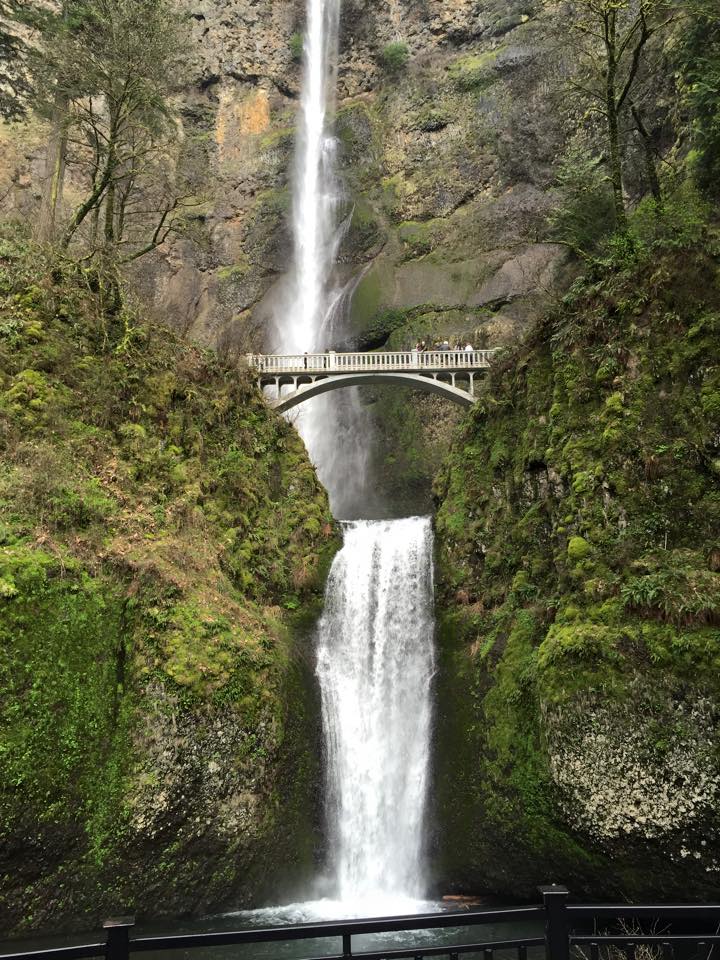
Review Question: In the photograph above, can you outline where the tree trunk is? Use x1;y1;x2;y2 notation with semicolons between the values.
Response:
631;103;662;207
605;12;628;232
104;178;116;246
103;106;119;251
37;2;70;245
37;97;68;244
61;159;113;250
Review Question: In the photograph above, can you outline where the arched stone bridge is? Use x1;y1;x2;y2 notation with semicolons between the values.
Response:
246;350;499;412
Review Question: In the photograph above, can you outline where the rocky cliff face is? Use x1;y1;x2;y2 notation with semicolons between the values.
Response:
433;233;720;900
138;0;571;355
1;1;577;511
0;232;338;933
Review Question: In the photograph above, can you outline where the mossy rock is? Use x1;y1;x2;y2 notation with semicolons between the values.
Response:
0;230;339;933
433;231;720;900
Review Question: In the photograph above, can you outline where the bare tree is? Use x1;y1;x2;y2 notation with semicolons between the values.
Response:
555;0;682;230
28;0;199;262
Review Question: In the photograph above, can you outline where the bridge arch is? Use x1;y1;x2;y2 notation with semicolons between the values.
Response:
270;372;476;413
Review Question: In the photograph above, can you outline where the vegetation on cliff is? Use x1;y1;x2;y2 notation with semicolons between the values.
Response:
0;229;337;932
434;196;720;899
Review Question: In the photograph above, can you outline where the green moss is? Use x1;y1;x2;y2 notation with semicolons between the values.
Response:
0;231;338;932
448;49;502;92
398;220;436;260
217;260;250;282
349;259;396;333
567;535;591;562
434;230;720;900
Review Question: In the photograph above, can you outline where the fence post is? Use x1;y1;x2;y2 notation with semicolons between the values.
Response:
539;885;570;960
104;917;135;960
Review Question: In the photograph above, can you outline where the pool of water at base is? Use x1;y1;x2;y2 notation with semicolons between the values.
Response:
0;898;544;960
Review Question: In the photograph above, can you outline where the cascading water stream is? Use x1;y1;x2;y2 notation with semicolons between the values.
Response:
263;0;438;919
291;0;341;356
274;0;374;521
317;518;436;910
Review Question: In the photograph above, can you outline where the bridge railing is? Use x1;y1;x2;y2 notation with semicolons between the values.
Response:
246;350;498;374
3;888;720;960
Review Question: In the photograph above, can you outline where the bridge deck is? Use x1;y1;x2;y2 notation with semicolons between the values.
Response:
246;349;498;376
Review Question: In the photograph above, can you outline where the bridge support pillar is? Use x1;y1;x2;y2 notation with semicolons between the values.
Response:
469;372;475;396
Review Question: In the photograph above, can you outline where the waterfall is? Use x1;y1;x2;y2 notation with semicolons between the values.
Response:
276;0;375;520
290;0;341;356
317;517;436;907
258;0;438;920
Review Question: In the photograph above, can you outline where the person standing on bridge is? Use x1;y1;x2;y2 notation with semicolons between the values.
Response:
465;342;474;352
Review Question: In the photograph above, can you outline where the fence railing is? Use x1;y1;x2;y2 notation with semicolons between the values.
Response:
246;350;499;375
2;888;720;960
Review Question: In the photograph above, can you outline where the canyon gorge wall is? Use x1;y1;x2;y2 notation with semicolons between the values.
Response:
433;238;720;901
1;0;584;511
0;236;339;932
2;0;718;923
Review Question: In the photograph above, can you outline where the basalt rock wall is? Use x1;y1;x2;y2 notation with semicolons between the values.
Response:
1;1;580;510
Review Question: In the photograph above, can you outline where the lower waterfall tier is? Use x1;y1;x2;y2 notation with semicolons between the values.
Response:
317;516;436;903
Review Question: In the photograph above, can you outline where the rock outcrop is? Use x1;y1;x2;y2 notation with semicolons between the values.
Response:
433;236;720;900
2;2;573;351
0;233;338;932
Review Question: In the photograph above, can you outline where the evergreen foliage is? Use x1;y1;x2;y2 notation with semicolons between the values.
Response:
680;6;720;196
548;142;616;257
380;42;410;73
0;0;37;119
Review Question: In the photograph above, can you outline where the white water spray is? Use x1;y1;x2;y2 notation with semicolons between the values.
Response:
290;0;341;356
265;0;438;918
317;517;436;907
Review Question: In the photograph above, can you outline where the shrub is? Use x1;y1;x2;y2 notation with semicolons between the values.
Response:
380;42;409;73
629;182;711;251
289;32;304;62
412;107;451;133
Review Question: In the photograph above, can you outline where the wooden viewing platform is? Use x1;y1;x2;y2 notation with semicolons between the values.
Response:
246;349;500;411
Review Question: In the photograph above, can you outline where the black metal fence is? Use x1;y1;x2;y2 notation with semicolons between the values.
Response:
2;887;719;960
